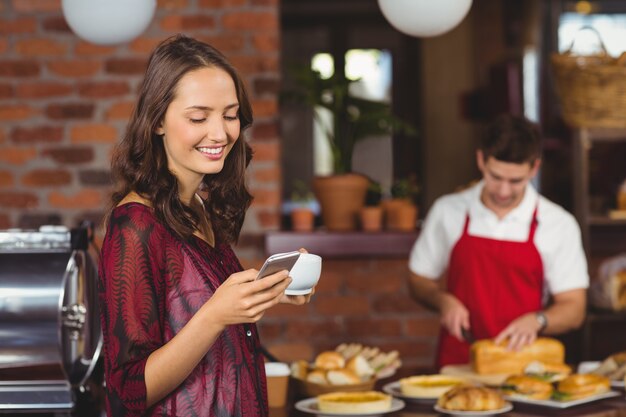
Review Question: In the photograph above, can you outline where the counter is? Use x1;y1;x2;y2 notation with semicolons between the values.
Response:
271;396;626;417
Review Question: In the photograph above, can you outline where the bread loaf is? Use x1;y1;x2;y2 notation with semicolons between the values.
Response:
315;351;345;370
471;338;565;375
437;385;506;411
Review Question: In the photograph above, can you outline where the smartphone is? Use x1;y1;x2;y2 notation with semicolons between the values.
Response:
257;251;301;279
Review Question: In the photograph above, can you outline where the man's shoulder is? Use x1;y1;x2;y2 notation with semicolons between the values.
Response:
537;195;579;229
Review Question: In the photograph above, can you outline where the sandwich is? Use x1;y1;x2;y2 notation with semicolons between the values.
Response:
501;375;554;400
554;374;610;401
524;360;572;382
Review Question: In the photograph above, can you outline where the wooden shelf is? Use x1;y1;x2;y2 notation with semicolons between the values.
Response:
588;216;626;226
264;230;419;258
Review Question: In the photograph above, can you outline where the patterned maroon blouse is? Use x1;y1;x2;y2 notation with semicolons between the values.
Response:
98;203;268;417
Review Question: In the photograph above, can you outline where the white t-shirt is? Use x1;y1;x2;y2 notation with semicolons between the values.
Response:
408;181;589;295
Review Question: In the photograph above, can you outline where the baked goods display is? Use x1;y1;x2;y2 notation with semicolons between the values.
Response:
555;374;611;401
437;385;507;411
470;337;565;375
290;343;401;396
317;391;392;413
501;374;554;400
523;360;572;382
398;375;467;398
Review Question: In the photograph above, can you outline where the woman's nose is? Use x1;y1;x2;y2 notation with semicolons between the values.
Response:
206;117;227;141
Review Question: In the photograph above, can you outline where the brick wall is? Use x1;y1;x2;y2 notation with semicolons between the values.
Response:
0;0;281;235
247;257;441;374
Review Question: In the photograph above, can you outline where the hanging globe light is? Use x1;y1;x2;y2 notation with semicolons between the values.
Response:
378;0;473;38
62;0;156;45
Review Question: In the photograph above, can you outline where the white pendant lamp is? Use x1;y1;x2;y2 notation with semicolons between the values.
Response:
378;0;473;38
62;0;156;45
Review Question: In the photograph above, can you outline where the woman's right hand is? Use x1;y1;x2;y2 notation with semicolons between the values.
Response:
203;269;292;327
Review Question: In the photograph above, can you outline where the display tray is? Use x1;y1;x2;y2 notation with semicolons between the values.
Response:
503;390;621;409
294;397;405;416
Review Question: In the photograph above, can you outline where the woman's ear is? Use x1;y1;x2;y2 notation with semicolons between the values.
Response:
155;122;164;136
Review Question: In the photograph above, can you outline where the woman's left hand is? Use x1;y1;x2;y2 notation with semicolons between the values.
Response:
279;247;315;305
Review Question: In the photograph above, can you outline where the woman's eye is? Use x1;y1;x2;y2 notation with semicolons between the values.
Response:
224;115;239;121
190;118;206;124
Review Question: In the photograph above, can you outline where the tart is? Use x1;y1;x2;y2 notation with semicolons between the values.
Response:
399;374;466;398
317;391;392;413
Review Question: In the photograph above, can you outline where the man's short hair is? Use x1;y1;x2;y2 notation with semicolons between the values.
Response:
480;114;542;164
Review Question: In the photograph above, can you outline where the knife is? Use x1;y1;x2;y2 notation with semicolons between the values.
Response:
461;327;475;344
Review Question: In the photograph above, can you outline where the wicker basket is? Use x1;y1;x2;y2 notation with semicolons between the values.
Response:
551;30;626;128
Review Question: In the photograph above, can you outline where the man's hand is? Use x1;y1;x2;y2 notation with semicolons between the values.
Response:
494;312;542;351
440;293;471;342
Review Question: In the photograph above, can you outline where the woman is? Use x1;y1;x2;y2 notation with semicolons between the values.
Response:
99;34;310;417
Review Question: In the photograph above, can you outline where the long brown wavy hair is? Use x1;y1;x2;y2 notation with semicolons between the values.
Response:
107;34;254;244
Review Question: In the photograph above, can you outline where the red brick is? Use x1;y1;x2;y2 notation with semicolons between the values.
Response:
263;342;314;363
41;16;71;32
0;191;38;208
376;341;434;361
11;126;63;144
251;121;278;141
16;82;73;98
251;0;277;4
49;189;102;209
47;60;101;77
252;189;281;207
78;81;130;98
0;60;40;77
75;42;116;56
129;37;163;54
0;147;37;165
311;269;342;294
222;12;278;31
344;273;403;294
405;316;442;338
0;129;5;143
255;321;283;339
251;99;278;118
252;33;279;52
0;17;37;34
195;34;246;52
253;77;279;95
70;124;118;143
345;318;403;338
160;15;216;31
45;102;95;120
0;105;36;121
157;0;188;9
42;146;94;164
0;214;10;229
284;319;344;340
229;55;279;73
11;0;60;12
263;302;304;318
372;293;426;314
15;39;67;56
251;142;279;161
0;84;13;99
79;169;111;186
22;169;72;187
314;296;370;316
199;0;246;7
0;39;7;54
255;209;280;229
253;165;280;183
105;58;148;75
106;101;135;120
0;171;14;187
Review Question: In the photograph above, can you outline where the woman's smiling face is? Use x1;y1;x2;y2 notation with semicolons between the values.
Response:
157;66;240;192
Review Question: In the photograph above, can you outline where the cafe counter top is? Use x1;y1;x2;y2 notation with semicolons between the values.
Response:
270;395;626;417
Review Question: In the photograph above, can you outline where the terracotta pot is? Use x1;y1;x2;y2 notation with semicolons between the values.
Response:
359;206;383;232
383;199;418;231
312;174;369;231
290;208;315;232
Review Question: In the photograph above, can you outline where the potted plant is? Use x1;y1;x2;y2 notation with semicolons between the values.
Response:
359;180;384;232
384;175;420;231
285;66;415;231
289;179;316;232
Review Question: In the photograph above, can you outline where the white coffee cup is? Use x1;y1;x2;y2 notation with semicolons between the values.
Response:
264;362;290;408
286;253;321;295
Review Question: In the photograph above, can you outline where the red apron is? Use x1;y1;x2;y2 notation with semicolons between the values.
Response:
437;207;544;369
